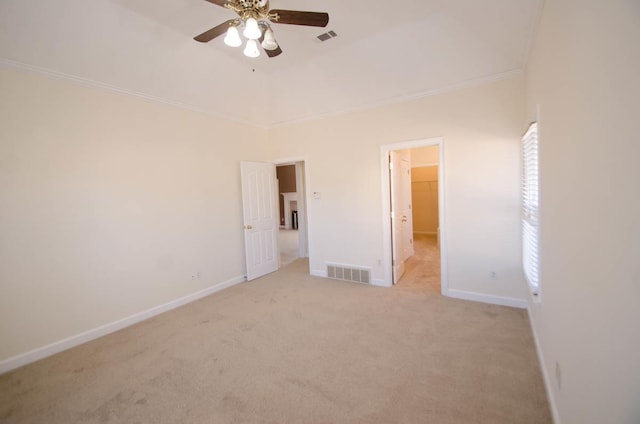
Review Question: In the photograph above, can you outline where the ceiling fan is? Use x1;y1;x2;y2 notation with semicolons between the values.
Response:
194;0;329;58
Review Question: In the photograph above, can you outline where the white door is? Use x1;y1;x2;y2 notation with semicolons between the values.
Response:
240;161;279;281
390;150;414;284
400;156;415;259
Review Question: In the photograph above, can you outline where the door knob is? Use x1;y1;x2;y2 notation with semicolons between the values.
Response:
245;225;253;230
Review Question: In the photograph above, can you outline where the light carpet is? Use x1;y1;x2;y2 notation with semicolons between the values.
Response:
278;229;299;267
398;233;441;292
0;259;551;423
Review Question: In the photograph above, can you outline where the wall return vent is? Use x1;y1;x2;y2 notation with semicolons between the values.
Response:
326;264;371;284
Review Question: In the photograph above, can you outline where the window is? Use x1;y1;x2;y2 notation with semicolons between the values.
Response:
522;122;540;295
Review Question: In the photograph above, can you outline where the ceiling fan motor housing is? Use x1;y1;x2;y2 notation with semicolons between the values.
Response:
195;0;329;58
227;0;271;20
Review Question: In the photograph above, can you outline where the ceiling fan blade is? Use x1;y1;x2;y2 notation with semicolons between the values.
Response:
203;0;229;7
269;10;329;27
194;20;234;43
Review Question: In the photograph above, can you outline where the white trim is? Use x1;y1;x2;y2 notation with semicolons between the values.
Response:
310;269;326;278
0;275;245;375
527;306;561;424
0;58;265;129
293;162;307;258
411;162;439;168
381;137;447;290
270;69;523;128
443;288;528;309
1;58;523;130
370;279;387;288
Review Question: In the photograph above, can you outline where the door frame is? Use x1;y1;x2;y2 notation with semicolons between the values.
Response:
380;137;447;291
273;157;311;272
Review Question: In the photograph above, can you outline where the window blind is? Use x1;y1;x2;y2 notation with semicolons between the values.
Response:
522;122;540;295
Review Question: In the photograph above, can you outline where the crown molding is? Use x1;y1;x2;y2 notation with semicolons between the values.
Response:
1;57;523;130
0;57;267;129
268;69;525;128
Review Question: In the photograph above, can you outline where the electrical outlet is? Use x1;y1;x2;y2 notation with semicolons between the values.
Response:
555;361;562;390
490;271;498;280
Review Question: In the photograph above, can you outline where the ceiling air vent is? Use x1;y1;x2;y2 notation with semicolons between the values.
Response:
317;30;338;42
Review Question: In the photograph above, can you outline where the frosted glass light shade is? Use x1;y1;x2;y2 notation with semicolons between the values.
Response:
243;18;262;40
243;39;260;58
261;28;278;51
224;26;242;47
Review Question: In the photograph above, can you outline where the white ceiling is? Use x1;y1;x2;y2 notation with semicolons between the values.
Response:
0;0;540;127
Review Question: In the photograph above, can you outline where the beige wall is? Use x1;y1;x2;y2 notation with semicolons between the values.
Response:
411;166;439;234
268;76;527;300
0;69;267;362
525;1;640;423
411;146;439;166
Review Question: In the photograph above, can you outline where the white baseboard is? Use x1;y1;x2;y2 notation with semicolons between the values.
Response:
527;306;561;424
443;288;527;309
370;279;389;288
0;275;245;375
310;269;327;278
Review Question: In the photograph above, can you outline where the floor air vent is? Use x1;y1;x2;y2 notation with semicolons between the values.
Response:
327;264;371;284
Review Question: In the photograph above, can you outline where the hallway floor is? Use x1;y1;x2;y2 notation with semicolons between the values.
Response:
278;229;299;266
397;234;441;292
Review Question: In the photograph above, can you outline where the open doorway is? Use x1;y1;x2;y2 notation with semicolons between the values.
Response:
402;146;441;291
381;138;446;293
275;160;309;267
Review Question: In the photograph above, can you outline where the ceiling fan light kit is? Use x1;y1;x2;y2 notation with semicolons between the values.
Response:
243;17;262;40
223;25;242;47
261;27;278;51
243;39;261;58
195;0;329;58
